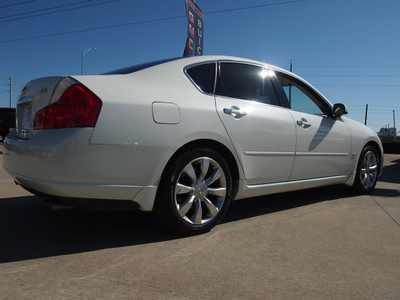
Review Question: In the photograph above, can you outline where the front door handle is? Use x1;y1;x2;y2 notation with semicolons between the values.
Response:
297;118;312;128
223;106;247;118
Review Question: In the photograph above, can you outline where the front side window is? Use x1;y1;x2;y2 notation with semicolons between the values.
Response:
216;62;280;106
186;63;216;94
276;73;331;116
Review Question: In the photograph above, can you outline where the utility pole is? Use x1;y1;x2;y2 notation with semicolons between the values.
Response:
289;60;293;107
7;75;12;108
364;104;368;125
394;110;397;141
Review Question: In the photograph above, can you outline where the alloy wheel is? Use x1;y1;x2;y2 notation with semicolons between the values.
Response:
174;157;227;225
360;150;378;189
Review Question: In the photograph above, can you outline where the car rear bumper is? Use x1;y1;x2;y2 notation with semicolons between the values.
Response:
11;172;144;200
10;173;157;211
3;128;165;211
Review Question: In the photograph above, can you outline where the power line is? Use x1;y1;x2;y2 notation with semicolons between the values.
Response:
0;0;97;20
0;15;185;44
0;0;120;24
0;0;38;9
0;0;306;44
205;0;306;16
368;105;400;109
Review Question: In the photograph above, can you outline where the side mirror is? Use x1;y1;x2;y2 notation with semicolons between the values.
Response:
333;103;348;117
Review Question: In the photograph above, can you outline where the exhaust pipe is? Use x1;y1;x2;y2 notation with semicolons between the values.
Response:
43;198;76;212
13;181;77;211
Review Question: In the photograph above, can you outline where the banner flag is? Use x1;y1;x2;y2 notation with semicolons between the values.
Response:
183;0;204;57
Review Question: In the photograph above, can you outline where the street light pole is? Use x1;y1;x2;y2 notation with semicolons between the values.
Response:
81;47;97;75
394;110;396;142
8;75;12;108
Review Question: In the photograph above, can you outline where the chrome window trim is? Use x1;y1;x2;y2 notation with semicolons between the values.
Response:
184;61;218;96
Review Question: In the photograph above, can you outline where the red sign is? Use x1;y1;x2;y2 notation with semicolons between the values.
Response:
183;0;204;56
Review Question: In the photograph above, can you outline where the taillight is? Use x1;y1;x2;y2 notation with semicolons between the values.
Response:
34;83;102;129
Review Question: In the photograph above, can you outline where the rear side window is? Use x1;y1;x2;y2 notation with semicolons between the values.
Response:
216;63;280;106
186;63;216;94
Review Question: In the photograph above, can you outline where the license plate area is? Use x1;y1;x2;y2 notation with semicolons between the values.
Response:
16;98;33;139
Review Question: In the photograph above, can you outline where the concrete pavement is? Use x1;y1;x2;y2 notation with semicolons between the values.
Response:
0;144;399;299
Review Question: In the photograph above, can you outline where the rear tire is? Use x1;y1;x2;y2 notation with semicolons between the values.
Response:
353;146;380;194
154;148;234;235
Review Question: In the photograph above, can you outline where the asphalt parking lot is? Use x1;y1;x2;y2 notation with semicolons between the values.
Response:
0;143;399;299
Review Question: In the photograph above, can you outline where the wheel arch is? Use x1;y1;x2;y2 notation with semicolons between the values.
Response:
158;139;240;198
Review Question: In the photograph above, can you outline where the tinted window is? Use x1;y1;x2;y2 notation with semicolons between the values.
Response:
276;73;331;116
186;63;216;94
216;63;279;106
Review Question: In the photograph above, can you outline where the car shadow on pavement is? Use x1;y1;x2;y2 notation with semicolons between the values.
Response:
378;158;400;184
0;196;179;263
0;186;353;263
224;185;354;224
372;188;400;197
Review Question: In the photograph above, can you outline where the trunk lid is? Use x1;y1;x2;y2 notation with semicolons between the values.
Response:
16;76;67;139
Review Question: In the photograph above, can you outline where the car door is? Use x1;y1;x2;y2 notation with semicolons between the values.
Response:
274;71;351;180
215;62;296;185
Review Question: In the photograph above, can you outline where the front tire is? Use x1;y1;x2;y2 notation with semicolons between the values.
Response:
155;148;234;235
353;146;380;194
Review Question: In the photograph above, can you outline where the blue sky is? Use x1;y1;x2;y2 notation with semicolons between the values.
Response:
1;0;399;132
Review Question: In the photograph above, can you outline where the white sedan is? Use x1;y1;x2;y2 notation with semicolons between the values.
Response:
3;55;383;234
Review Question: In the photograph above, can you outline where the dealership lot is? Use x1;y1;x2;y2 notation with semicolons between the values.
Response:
0;143;399;299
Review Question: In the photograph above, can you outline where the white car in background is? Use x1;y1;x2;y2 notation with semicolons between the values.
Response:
3;55;383;234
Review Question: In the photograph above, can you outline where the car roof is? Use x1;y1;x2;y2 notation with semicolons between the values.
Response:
101;55;331;105
103;55;289;75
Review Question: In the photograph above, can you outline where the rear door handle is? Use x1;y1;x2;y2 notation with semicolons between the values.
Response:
297;118;312;128
223;106;247;118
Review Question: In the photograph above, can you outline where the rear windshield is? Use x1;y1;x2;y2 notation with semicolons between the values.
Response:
103;57;181;75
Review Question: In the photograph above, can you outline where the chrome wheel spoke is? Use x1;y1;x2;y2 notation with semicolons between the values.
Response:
367;152;376;166
207;187;226;197
176;183;194;195
178;195;195;217
362;173;371;187
192;199;203;224
360;168;367;178
183;163;197;184
199;158;210;181
203;197;219;217
365;152;372;166
205;167;223;186
368;172;376;184
369;164;378;172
